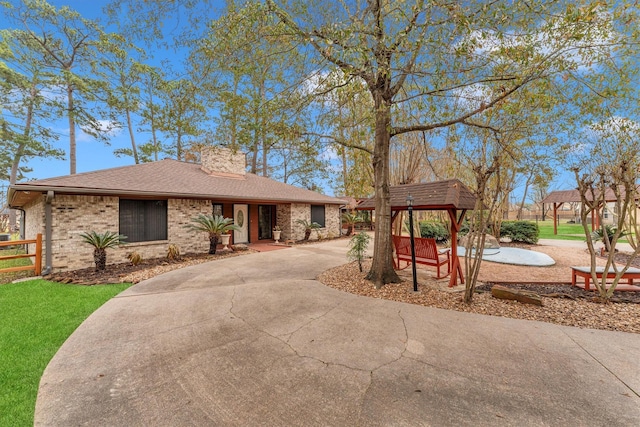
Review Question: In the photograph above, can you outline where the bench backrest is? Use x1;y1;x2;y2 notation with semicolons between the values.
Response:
415;237;439;259
392;235;439;260
392;235;412;256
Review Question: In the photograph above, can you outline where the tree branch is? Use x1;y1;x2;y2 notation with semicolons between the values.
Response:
301;132;373;155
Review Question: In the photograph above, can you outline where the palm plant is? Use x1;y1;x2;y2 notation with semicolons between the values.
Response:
186;214;239;254
295;219;322;240
341;212;362;236
79;231;127;270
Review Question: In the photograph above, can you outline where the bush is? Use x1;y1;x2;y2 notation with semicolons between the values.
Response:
419;221;450;243
500;221;539;244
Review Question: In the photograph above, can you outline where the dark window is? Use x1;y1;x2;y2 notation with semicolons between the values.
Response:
212;203;223;217
311;205;325;227
119;200;168;242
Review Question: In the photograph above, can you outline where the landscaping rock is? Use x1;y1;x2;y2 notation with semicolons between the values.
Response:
458;233;500;249
491;285;543;306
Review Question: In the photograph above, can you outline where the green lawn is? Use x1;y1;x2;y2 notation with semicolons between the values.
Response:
536;220;589;241
0;248;34;284
0;279;131;426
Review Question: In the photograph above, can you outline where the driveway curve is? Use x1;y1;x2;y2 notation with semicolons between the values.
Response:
36;239;640;426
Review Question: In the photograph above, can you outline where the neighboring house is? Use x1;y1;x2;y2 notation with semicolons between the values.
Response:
8;147;344;273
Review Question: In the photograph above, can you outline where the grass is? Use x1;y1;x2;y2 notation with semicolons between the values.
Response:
0;279;131;426
536;220;589;241
0;247;34;284
535;220;633;243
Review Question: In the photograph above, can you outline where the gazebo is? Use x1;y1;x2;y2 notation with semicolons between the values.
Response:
357;179;477;287
541;188;620;235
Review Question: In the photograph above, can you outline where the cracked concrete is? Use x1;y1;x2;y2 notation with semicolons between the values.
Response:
35;239;640;426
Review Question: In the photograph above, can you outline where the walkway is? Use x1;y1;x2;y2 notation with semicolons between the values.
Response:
36;239;640;426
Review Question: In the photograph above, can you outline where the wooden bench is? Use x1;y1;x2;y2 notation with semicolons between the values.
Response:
571;266;640;290
392;235;450;278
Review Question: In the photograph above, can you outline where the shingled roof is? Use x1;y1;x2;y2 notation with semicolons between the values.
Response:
540;187;629;204
8;159;345;208
357;179;476;211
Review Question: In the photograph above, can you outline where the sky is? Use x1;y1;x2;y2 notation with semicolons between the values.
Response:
1;0;585;202
1;0;226;182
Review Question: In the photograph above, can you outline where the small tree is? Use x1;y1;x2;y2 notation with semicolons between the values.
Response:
186;214;239;254
295;219;321;241
347;232;371;273
79;231;127;271
571;117;640;301
341;212;362;236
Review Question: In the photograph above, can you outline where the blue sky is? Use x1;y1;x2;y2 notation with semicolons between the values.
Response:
1;0;225;182
1;0;581;202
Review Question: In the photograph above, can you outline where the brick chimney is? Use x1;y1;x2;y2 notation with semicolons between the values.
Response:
201;146;246;176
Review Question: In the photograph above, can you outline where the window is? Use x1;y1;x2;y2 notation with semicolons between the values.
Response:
212;203;223;217
119;199;168;242
311;205;325;227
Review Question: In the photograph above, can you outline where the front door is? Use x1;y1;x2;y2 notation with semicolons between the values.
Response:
233;204;249;243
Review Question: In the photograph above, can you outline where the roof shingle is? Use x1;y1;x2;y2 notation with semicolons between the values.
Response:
357;179;476;211
9;159;345;207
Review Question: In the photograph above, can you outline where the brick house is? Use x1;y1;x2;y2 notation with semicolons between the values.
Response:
8;147;344;273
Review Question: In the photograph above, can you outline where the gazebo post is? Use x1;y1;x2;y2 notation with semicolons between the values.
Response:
447;209;466;287
553;203;559;235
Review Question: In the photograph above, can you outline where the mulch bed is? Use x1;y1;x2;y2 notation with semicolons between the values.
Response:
43;250;253;285
476;283;640;304
478;242;640;304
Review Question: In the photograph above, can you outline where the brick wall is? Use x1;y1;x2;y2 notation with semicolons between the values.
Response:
288;203;341;241
21;194;215;272
201;146;246;176
21;193;343;272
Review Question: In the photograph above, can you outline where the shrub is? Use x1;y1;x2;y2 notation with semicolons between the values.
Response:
167;244;181;260
79;231;127;270
126;252;143;266
591;225;625;245
419;221;450;243
500;221;539;244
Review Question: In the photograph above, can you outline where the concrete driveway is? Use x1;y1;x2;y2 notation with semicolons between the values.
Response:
36;239;640;426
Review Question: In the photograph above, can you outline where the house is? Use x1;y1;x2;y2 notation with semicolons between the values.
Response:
7;146;345;273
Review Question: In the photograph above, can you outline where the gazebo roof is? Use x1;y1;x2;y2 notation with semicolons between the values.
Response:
357;179;476;211
541;188;626;204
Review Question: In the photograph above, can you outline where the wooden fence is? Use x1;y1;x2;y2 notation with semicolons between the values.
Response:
0;234;42;276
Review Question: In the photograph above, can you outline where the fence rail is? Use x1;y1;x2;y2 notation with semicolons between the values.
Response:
0;234;42;276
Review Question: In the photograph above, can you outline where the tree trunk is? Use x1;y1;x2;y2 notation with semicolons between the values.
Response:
94;248;107;270
67;82;76;175
366;92;400;288
9;79;37;231
176;130;183;161
126;107;139;164
209;235;219;254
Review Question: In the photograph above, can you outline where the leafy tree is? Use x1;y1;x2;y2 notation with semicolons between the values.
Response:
570;117;640;301
135;66;168;162
196;2;313;180
0;28;64;229
4;0;115;175
97;34;150;164
260;0;638;289
156;77;207;161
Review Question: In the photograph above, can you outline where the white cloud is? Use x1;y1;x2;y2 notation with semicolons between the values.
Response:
450;83;493;112
456;9;617;73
